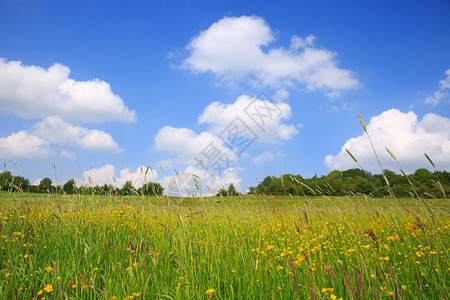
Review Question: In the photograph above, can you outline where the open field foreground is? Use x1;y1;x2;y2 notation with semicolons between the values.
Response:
0;193;449;299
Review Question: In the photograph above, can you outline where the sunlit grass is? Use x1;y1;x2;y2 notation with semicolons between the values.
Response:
0;192;449;299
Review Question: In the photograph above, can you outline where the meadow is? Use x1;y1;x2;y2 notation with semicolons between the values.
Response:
0;192;448;299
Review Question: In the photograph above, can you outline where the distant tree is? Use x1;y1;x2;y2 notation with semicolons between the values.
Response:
39;177;53;193
0;171;13;191
216;183;239;196
256;176;274;194
63;179;77;194
14;176;30;192
227;183;239;196
140;182;164;196
247;186;257;194
121;181;135;196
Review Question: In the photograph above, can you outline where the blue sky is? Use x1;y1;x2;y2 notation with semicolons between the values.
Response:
0;0;449;193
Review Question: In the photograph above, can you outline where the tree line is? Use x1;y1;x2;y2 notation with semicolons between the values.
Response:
0;171;163;196
248;168;449;198
1;168;449;198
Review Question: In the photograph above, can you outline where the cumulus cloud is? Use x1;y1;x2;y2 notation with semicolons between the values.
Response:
77;164;158;188
60;149;76;160
0;131;52;159
182;16;359;97
425;69;450;106
0;58;136;123
154;126;237;164
32;116;123;153
198;94;298;143
252;151;285;165
162;165;242;196
325;109;450;173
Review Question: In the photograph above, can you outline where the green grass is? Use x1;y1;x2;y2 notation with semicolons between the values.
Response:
0;192;449;299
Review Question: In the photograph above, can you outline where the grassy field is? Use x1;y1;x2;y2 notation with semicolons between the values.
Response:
0;192;448;299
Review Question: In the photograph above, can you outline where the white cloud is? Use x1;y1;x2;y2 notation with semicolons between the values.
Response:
60;149;76;160
0;58;136;123
77;164;158;188
154;126;237;163
198;95;299;143
32;116;123;153
425;69;450;106
325;109;450;173
118;166;158;188
252;151;275;165
182;16;359;97
162;166;242;196
0;131;52;159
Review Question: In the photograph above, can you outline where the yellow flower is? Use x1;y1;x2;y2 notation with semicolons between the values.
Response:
133;263;138;268
110;297;117;300
179;277;184;281
331;295;337;300
5;273;10;279
57;276;61;281
45;266;52;273
277;266;284;271
370;274;376;279
361;245;370;250
36;290;43;296
401;285;407;290
133;292;142;297
71;285;76;289
389;292;394;295
206;289;215;296
44;284;53;293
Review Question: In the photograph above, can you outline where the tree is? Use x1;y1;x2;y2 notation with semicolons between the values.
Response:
0;171;13;191
247;186;257;194
140;182;164;196
216;183;239;196
63;179;77;194
39;177;54;193
227;183;239;196
121;181;135;196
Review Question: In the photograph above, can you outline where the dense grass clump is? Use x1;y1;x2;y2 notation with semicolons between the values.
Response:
0;192;449;299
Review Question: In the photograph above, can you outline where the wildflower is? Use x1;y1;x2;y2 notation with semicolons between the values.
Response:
206;289;215;296
133;263;138;268
44;284;53;293
231;270;236;273
331;295;337;300
361;244;370;250
57;276;61;281
179;277;184;281
45;266;52;273
401;285;407;290
36;290;43;296
277;266;284;271
370;274;376;279
133;292;142;297
110;297;117;300
5;273;10;279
